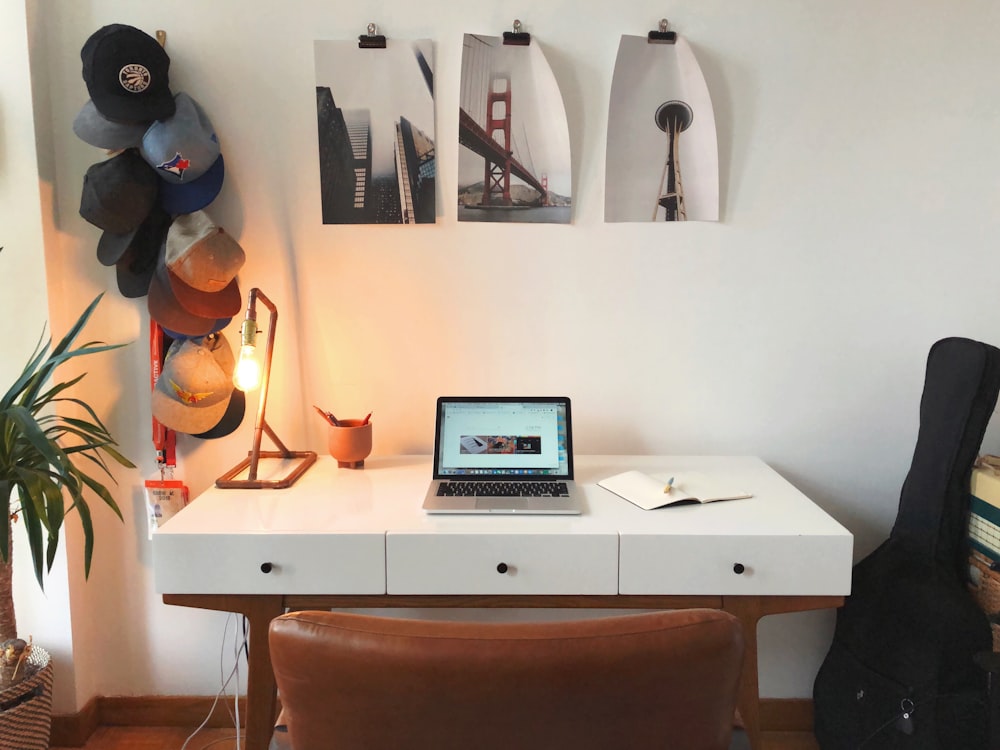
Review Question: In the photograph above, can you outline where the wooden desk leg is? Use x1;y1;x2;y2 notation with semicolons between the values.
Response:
722;594;843;750
722;597;765;750
163;595;284;750
242;597;285;750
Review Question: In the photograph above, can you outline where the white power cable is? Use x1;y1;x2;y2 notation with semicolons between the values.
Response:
180;613;249;750
232;612;242;749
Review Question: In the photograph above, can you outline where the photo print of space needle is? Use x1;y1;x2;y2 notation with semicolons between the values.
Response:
653;99;693;221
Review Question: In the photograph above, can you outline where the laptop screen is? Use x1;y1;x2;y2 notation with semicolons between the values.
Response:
432;397;574;480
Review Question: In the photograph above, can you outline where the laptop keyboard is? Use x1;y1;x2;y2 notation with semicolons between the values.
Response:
437;481;570;498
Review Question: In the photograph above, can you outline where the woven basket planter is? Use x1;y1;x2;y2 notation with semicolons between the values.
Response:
0;647;53;750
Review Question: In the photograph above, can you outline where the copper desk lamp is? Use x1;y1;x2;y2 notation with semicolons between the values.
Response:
216;288;316;489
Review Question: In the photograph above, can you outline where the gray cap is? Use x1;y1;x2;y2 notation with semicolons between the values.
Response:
72;99;149;150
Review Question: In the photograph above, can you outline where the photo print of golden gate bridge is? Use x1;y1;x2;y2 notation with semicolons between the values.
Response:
314;39;435;224
605;34;718;222
458;34;572;224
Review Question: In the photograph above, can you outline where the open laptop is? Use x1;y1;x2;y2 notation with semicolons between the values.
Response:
422;396;584;514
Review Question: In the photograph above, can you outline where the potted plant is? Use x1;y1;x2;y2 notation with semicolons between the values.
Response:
0;289;133;747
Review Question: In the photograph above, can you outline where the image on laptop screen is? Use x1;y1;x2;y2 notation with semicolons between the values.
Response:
433;397;574;480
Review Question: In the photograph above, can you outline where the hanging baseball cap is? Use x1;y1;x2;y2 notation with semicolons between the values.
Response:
80;149;159;233
140;93;221;184
158;153;225;215
97;203;171;266
148;238;225;337
151;332;236;434
148;271;222;336
81;24;175;123
193;388;245;439
156;210;244;318
160;316;232;341
115;241;159;298
73;99;149;150
111;210;171;298
153;252;242;319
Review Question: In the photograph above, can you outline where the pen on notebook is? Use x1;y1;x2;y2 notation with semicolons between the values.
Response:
663;477;675;494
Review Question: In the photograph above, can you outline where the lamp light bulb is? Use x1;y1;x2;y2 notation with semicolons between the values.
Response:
233;344;261;391
233;316;261;391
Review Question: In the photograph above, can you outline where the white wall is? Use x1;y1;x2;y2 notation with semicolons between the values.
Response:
8;0;1000;710
0;0;82;714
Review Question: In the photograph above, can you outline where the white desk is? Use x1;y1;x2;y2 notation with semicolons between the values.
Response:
154;455;853;750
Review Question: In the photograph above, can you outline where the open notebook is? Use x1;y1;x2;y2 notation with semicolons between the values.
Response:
598;470;751;511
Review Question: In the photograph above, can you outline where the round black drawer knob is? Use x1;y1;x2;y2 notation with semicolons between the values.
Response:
733;563;745;575
260;562;274;574
496;562;509;574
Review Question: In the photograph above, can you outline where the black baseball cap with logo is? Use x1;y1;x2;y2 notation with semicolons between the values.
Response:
81;24;175;123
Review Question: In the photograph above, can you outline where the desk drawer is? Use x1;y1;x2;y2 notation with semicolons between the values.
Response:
619;534;853;596
154;533;386;595
386;532;618;595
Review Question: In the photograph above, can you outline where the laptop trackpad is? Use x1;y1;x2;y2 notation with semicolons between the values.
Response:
475;499;530;512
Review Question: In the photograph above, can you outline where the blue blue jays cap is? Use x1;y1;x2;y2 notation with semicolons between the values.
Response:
140;93;221;185
158;153;225;215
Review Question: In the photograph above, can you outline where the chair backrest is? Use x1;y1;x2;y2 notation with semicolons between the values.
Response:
269;608;744;750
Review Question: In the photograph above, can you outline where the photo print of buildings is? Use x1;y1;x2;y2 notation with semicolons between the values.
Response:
605;35;718;223
315;39;435;224
457;34;572;224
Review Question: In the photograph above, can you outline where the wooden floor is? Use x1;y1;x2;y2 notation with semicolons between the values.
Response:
50;726;819;749
50;727;262;750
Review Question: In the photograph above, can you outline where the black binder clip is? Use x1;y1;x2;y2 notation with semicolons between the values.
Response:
359;22;386;49
503;19;531;46
647;18;677;44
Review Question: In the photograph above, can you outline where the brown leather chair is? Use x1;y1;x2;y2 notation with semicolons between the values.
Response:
269;608;744;749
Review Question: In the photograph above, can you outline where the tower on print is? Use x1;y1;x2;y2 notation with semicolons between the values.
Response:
606;34;718;223
457;33;572;224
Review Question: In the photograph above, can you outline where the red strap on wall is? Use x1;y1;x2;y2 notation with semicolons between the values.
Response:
150;320;176;468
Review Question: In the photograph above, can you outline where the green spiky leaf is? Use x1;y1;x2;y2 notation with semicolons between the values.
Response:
0;293;134;593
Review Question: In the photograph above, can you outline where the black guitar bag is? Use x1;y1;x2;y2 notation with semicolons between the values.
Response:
814;337;1000;749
